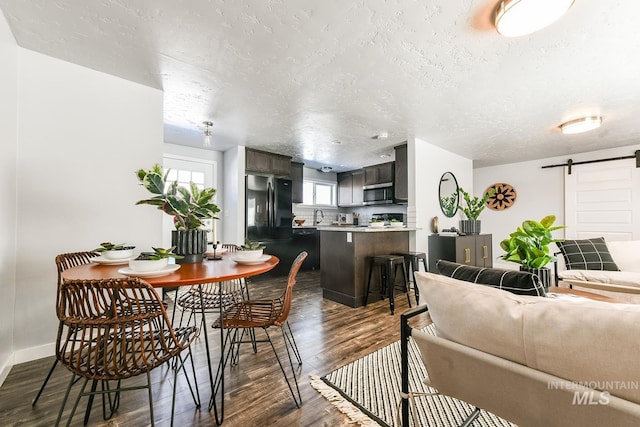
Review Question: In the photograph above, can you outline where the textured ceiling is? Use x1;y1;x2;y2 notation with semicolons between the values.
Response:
2;0;639;170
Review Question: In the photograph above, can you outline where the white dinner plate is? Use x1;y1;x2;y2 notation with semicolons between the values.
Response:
117;264;181;278
92;255;136;265
230;254;272;265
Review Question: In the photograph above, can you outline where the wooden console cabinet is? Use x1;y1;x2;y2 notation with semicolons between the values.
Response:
428;234;492;272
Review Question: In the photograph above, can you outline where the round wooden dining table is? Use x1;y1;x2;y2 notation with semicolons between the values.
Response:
61;253;279;425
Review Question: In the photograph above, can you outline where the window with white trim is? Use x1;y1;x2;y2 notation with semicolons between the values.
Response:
302;180;336;206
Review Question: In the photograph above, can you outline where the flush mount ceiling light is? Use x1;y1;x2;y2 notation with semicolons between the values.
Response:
202;121;213;146
494;0;574;37
559;116;603;135
320;166;333;173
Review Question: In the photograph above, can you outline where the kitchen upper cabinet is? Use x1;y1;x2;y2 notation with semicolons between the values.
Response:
427;234;493;272
291;161;304;203
394;144;408;202
338;170;364;207
364;162;394;185
352;170;364;205
246;148;291;176
271;154;292;176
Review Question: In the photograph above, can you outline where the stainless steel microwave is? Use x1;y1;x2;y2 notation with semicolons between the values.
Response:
363;183;394;205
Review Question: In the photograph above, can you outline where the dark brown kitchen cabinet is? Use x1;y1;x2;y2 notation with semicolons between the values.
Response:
428;234;492;272
364;162;394;185
246;148;291;176
291;161;304;203
352;170;364;205
338;170;364;207
394;143;408;202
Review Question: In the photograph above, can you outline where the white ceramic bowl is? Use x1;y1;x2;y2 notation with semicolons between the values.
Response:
128;258;169;272
369;222;385;228
101;248;134;260
390;222;404;228
235;249;264;260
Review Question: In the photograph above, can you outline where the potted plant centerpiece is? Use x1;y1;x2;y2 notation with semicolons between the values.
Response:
498;215;565;289
457;187;494;235
129;246;183;272
136;164;221;263
237;240;266;261
93;242;136;260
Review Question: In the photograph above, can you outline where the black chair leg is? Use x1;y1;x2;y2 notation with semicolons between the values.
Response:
55;373;78;427
266;328;302;408
400;263;412;308
365;261;374;306
387;261;396;315
32;358;58;406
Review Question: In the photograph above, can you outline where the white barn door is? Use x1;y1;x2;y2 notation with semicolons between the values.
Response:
564;160;640;241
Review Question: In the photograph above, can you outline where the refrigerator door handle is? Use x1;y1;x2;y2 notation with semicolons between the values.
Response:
267;181;273;231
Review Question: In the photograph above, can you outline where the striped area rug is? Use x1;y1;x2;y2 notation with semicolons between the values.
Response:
310;324;515;427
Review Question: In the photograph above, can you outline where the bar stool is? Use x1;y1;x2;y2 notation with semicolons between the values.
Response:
365;255;411;314
395;251;428;305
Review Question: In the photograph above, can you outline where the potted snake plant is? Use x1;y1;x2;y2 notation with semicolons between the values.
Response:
136;164;221;263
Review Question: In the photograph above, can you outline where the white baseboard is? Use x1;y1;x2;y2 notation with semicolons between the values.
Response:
0;343;54;388
0;354;14;388
14;342;54;365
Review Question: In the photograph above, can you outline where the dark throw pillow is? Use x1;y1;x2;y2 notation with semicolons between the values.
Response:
555;237;620;271
435;259;546;297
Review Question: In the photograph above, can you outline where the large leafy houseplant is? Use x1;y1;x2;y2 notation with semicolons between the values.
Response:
136;164;220;230
499;215;565;269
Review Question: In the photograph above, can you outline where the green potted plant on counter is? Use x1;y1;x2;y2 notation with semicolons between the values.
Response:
136;164;221;263
457;187;494;235
498;215;565;289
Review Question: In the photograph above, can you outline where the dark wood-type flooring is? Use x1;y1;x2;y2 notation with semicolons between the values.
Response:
0;270;420;426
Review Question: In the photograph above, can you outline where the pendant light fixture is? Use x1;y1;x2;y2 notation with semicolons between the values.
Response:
202;121;213;146
559;116;603;135
494;0;574;37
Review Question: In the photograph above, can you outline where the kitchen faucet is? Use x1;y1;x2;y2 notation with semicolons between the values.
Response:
313;209;324;225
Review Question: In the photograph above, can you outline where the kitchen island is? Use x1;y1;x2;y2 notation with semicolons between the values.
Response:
318;226;418;307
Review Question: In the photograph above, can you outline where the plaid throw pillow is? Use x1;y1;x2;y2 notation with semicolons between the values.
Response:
556;237;620;271
435;260;546;296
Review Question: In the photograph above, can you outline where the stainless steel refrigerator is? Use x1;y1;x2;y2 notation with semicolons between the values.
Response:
246;175;294;275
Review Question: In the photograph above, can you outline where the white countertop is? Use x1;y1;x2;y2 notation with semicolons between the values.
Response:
317;225;419;232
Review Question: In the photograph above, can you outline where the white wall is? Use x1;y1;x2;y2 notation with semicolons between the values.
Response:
475;144;640;269
0;12;18;385
12;49;163;363
411;137;473;254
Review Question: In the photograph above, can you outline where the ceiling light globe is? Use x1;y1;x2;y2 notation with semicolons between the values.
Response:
560;116;603;135
495;0;574;37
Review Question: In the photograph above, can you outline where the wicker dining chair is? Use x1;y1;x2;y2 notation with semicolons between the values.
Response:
212;251;308;407
173;243;248;330
32;251;100;407
221;243;240;252
55;277;200;427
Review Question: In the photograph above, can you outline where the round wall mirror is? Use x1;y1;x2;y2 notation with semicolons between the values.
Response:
439;172;459;218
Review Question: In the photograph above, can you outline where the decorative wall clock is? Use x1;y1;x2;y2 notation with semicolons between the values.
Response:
485;183;517;210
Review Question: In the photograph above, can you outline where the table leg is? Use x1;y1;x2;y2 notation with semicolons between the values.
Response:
209;283;225;425
194;284;218;422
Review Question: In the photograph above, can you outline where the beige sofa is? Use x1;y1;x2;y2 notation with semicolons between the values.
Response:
400;272;640;427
